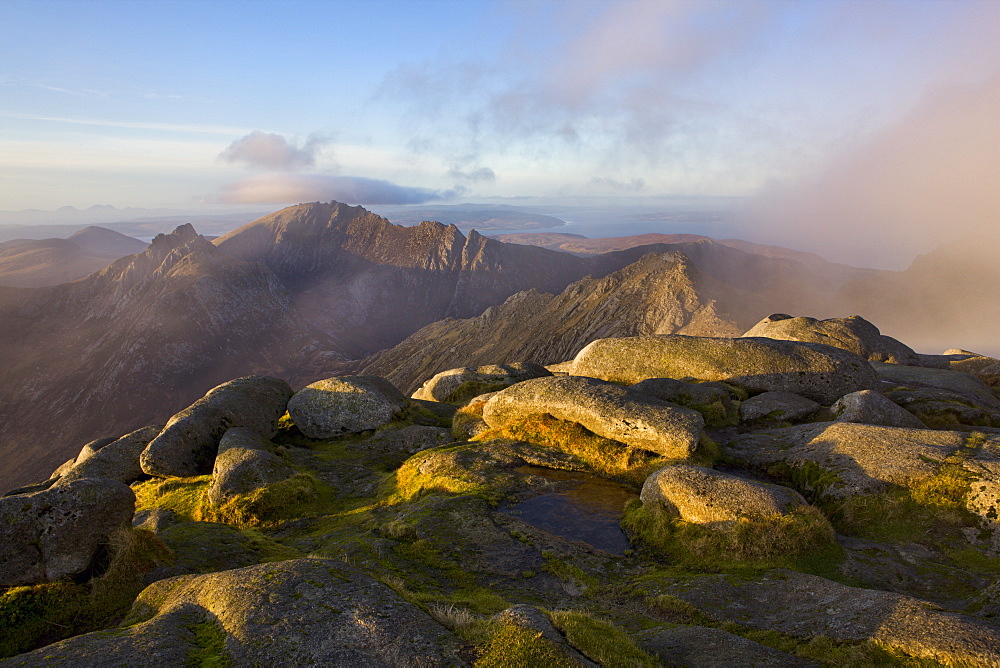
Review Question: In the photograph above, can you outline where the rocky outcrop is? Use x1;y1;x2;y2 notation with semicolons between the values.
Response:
482;376;704;458
5;559;465;666
571;334;879;404
412;363;551;403
0;478;135;586
640;465;807;527
831;390;925;428
627;378;738;427
141;376;293;478
738;391;819;423
287;375;408;439
206;428;296;508
742;314;920;365
57;425;162;486
723;423;966;499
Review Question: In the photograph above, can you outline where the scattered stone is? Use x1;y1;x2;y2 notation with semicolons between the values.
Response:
0;478;135;587
739;391;819;423
58;425;163;486
482;375;704;458
412;362;551;403
640;465;807;527
571;334;879;404
831;390;925;428
287;375;407;439
4;559;466;666
206;429;297;508
140;376;293;478
723;422;966;499
742;314;920;365
132;507;179;534
638;625;814;667
652;569;1000;666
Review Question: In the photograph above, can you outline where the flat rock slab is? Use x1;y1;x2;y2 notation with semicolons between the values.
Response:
571;335;879;404
3;558;465;666
873;362;1000;410
0;478;135;586
648;569;1000;666
640;464;806;526
723;422;966;499
141;376;293;478
482;375;704;458
638;625;814;667
831;390;925;428
287;375;408;439
739;391;819;423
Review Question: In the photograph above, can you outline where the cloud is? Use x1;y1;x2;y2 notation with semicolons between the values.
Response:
219;131;330;171
218;174;449;205
749;71;1000;269
447;166;496;183
590;177;646;192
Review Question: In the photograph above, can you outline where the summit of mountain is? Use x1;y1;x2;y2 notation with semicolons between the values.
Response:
0;226;148;288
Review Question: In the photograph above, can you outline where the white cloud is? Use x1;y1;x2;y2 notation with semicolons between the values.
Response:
219;131;330;171
218;174;449;205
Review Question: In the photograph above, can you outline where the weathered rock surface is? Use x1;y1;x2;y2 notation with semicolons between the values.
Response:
0;478;135;586
873;362;1000;410
356;425;454;457
412;363;551;403
140;376;293;478
739;391;819;423
723;422;966;499
963;459;1000;555
3;558;465;666
482;375;704;458
206;428;296;507
58;425;162;486
74;436;117;466
831;390;925;428
742;314;920;365
653;569;1000;666
287;375;408;439
627;378;738;426
637;625;814;667
640;465;807;526
571;335;879;404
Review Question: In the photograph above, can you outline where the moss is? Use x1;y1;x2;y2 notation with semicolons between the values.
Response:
474;414;675;488
474;621;577;667
132;475;212;522
541;553;599;589
443;380;507;405
621;500;839;573
766;461;845;499
187;618;230;667
548;610;659;667
0;528;172;659
689;399;739;427
201;472;330;527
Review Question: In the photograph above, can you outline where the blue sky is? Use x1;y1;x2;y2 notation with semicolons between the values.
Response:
1;0;999;230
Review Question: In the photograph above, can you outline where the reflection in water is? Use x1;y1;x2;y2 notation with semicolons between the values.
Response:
502;466;636;555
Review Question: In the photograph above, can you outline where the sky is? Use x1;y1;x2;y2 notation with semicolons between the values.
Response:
1;0;999;266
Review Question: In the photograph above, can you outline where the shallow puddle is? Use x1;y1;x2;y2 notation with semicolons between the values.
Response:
501;466;636;555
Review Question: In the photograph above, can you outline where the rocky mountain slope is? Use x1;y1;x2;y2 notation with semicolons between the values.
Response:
3;323;1000;665
0;226;147;287
362;242;864;395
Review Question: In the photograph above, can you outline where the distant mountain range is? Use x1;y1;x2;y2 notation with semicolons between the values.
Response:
0;201;994;493
0;226;148;287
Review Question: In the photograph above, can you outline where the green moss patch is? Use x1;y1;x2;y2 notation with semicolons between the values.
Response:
622;500;839;574
474;621;577;667
187;618;230;667
548;609;659;667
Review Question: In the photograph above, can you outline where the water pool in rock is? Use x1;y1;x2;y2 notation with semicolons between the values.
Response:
501;466;636;555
